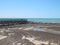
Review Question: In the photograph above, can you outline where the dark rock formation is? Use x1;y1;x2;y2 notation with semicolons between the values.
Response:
0;19;29;26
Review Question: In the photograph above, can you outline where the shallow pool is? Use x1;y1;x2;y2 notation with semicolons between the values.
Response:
32;28;46;31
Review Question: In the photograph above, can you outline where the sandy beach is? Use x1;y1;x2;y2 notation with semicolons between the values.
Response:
0;23;60;45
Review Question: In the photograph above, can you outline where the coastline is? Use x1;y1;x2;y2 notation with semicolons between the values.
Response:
0;19;60;45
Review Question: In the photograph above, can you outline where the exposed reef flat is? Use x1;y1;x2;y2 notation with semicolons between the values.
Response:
0;23;60;45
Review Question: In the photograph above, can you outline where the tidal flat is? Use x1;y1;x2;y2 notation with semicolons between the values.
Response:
0;23;60;45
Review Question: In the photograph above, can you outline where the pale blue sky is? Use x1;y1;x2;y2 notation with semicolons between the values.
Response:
0;0;60;18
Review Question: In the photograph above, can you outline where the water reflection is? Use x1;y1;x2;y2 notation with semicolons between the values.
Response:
32;28;46;31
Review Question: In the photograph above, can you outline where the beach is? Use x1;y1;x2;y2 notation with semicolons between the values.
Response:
0;18;60;45
0;22;60;45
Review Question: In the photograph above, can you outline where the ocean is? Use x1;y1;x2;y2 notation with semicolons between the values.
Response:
27;18;60;23
0;18;60;23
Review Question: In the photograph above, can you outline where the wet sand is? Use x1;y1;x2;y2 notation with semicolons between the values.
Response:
0;23;60;45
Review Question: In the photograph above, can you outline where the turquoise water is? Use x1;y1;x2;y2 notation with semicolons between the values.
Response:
0;18;60;23
27;18;60;23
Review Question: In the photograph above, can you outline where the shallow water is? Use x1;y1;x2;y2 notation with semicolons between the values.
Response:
28;18;60;23
32;28;46;31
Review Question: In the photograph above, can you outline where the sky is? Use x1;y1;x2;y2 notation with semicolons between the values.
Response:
0;0;60;18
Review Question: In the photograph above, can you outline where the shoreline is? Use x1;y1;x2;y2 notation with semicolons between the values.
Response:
0;20;60;45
